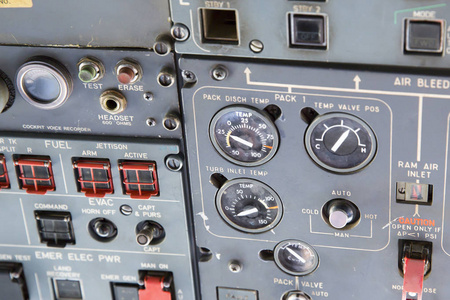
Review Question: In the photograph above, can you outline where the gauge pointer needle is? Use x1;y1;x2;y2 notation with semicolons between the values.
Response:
237;207;259;217
331;129;350;153
230;135;254;148
287;247;306;263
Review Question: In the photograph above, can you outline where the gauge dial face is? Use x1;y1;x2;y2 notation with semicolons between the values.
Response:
216;178;283;233
304;113;377;173
274;240;319;276
16;58;72;110
209;106;279;166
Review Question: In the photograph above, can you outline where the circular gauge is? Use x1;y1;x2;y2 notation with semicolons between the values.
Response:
209;105;279;166
274;239;319;276
216;178;283;233
304;112;377;173
16;57;73;109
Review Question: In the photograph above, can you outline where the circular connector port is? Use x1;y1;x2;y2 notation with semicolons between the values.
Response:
99;90;127;114
77;57;104;83
88;218;118;242
16;56;73;110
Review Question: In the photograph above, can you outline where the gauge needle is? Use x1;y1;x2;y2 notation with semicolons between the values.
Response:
230;135;254;148
258;200;269;208
287;247;306;263
237;207;259;217
331;129;350;152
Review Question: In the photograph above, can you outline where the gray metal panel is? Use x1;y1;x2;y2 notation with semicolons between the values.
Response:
0;133;196;300
0;46;180;139
171;0;450;68
0;0;171;48
180;57;450;299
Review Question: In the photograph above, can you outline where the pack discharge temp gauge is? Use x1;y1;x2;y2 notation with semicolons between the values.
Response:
209;105;280;166
216;178;283;233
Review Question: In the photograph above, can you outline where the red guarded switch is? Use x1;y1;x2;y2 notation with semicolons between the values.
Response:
139;275;172;300
73;159;113;197
402;257;426;300
14;156;55;194
0;155;10;189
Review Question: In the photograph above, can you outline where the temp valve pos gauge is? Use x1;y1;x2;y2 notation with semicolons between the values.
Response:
305;112;377;173
216;178;283;233
209;105;280;166
274;239;319;276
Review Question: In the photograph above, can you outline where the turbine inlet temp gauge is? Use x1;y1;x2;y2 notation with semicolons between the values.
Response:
216;178;283;233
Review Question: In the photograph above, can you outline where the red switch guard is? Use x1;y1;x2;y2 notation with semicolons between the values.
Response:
139;275;172;300
402;257;426;300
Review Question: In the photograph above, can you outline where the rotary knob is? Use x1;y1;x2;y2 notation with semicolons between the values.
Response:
0;70;15;113
283;291;312;300
322;199;360;230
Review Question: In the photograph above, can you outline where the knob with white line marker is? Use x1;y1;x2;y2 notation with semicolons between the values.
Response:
209;105;280;166
304;112;377;173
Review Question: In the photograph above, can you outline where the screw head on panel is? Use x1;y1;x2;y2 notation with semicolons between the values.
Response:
211;65;228;81
182;70;197;84
171;24;190;42
146;118;157;127
143;92;154;101
165;155;183;171
249;39;264;53
120;205;133;216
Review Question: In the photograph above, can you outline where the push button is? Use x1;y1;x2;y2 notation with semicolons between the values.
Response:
405;19;444;54
112;283;139;300
217;287;259;300
54;279;82;299
0;263;28;300
289;13;327;49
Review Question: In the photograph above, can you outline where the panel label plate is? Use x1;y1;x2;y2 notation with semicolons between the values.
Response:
0;0;33;8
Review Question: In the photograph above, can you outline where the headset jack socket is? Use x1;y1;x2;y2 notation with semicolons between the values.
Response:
100;90;127;114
